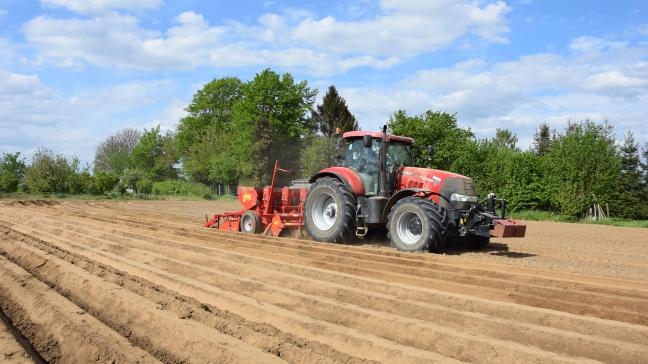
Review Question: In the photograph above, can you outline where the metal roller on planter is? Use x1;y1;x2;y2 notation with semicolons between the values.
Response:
204;126;526;253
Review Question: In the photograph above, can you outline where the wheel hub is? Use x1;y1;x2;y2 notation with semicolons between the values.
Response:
325;205;336;218
397;211;423;245
311;193;338;231
243;216;253;232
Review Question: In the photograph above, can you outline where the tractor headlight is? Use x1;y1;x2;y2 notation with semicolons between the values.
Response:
450;193;478;203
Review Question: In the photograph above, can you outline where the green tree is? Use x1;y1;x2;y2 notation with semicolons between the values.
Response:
533;122;551;155
312;85;358;136
131;126;178;181
136;175;153;194
300;135;337;178
232;69;317;185
500;151;548;210
67;158;93;194
612;132;644;218
0;152;26;192
388;110;475;170
543;121;620;217
24;149;73;193
118;168;151;193
640;143;648;218
493;128;518;149
94;128;141;175
92;172;117;195
176;77;243;155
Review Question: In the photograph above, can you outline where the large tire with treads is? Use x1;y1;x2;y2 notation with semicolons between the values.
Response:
387;197;449;253
304;177;356;243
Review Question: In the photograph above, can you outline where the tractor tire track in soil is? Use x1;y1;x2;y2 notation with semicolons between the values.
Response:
0;200;647;363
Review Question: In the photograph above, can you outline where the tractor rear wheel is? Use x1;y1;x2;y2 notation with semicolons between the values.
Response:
240;210;262;234
387;197;449;253
304;177;356;243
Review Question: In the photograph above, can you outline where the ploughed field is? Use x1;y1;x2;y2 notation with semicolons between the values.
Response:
1;200;647;363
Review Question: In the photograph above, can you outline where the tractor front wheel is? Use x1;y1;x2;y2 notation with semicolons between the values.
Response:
304;177;356;243
387;197;449;253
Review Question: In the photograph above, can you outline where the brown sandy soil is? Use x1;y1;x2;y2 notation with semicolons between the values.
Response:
0;199;646;363
0;319;32;363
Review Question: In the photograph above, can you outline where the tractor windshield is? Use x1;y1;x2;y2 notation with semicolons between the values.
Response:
387;142;414;168
343;138;381;195
342;138;413;195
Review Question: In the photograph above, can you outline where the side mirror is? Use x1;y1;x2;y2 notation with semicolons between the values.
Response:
427;144;434;158
363;135;373;148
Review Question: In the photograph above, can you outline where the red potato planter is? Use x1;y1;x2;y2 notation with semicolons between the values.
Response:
205;128;525;253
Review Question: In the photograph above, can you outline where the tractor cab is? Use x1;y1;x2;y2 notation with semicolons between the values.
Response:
340;131;414;196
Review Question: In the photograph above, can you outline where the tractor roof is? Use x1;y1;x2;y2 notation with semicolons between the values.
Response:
342;131;413;144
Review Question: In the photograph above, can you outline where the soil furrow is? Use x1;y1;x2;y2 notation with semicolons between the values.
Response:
0;306;37;364
20;208;647;325
0;227;375;364
0;255;159;364
0;230;287;364
40;203;648;289
0;222;460;364
57;204;648;292
3;218;646;363
7;211;648;346
1;200;646;364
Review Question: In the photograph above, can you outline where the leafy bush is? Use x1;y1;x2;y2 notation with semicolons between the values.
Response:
68;170;93;194
136;176;153;194
24;149;73;193
0;152;26;192
543;121;619;216
119;168;151;193
300;135;337;178
93;172;117;195
151;180;211;196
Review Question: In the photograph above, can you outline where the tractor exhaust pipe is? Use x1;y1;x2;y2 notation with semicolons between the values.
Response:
379;125;388;198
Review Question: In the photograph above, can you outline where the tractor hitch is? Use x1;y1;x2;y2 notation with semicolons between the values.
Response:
461;193;526;238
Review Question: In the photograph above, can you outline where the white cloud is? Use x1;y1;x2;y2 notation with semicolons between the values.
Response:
638;24;648;36
0;70;175;163
25;11;230;70
585;70;647;93
340;39;648;146
41;0;162;14
570;36;628;53
251;0;510;57
24;1;510;75
145;100;188;133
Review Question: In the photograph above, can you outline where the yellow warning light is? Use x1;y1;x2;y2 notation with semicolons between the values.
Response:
242;193;252;202
274;221;279;225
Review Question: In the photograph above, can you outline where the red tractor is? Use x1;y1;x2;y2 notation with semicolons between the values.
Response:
205;128;525;252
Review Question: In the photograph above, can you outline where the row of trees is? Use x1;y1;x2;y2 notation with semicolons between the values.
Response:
0;149;115;195
388;112;648;219
0;124;178;195
2;67;647;219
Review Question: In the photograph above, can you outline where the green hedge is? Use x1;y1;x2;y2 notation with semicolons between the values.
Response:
152;180;211;196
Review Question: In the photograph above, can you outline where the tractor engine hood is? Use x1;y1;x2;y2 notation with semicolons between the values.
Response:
397;167;477;209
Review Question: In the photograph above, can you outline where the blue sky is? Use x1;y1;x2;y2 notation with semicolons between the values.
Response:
1;0;647;165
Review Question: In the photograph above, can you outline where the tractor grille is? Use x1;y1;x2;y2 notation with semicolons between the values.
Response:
440;177;476;210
